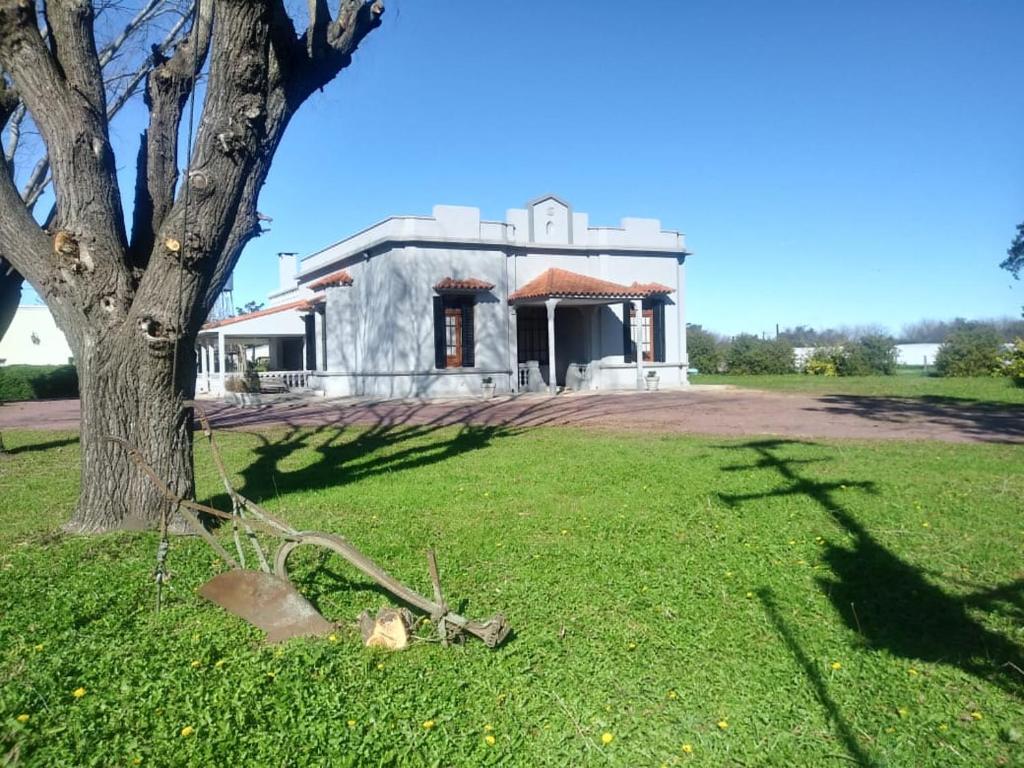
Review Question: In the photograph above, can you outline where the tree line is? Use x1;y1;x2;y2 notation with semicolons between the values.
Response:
687;321;1023;385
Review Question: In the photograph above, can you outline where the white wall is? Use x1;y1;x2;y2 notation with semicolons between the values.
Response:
0;305;74;366
322;245;511;398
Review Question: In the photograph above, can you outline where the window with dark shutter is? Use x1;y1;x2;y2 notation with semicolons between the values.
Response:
627;302;664;363
434;295;476;368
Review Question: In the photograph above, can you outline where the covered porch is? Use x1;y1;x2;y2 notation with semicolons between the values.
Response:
508;268;680;394
196;299;316;396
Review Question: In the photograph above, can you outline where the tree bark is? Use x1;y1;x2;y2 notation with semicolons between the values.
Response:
0;268;21;341
67;324;196;532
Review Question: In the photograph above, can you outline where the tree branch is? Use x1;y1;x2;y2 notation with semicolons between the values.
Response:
42;0;107;116
0;0;128;257
0;135;54;292
126;0;211;267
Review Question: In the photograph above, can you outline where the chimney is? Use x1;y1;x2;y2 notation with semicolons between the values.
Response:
278;252;298;290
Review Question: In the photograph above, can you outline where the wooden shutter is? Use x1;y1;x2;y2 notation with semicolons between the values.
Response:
622;302;634;363
304;314;317;370
654;302;665;362
433;296;446;369
461;298;475;368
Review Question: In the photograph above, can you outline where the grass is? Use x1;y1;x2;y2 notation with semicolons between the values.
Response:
1;424;1023;766
692;371;1024;404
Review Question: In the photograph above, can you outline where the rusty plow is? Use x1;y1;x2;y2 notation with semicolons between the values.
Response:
106;411;510;648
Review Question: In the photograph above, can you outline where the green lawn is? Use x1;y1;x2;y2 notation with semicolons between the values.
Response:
692;371;1024;404
1;426;1022;766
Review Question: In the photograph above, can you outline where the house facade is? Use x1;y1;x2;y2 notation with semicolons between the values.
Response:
197;196;691;398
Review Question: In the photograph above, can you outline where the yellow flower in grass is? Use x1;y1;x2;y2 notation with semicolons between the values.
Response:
483;724;494;732
601;732;614;745
717;720;729;730
16;714;29;724
347;720;356;728
682;743;694;754
908;667;918;676
180;726;195;738
970;711;982;721
214;659;225;669
422;720;435;730
33;643;44;652
328;634;338;643
190;660;201;669
667;690;678;700
830;661;842;670
132;758;142;766
72;687;86;699
484;734;496;746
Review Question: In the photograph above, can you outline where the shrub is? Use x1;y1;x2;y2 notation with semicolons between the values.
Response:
1004;338;1024;387
840;335;898;375
935;327;1004;377
803;347;842;376
724;335;795;374
686;325;723;374
0;365;79;402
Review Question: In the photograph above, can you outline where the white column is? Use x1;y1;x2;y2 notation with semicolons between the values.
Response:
508;305;519;393
677;256;688;384
217;331;226;391
632;299;644;389
545;298;559;395
203;344;211;390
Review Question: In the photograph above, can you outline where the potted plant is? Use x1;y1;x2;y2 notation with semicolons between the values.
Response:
645;369;660;391
481;375;496;400
224;373;262;407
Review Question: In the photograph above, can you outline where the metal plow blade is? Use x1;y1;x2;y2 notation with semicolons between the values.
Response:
199;570;334;644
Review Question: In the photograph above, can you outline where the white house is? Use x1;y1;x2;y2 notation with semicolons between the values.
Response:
0;304;74;366
196;195;691;398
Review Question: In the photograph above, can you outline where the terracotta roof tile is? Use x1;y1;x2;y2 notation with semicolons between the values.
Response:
434;276;496;292
629;281;675;296
509;268;651;302
202;299;311;330
307;269;353;289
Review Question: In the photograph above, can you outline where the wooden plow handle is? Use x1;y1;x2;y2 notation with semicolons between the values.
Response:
275;532;510;648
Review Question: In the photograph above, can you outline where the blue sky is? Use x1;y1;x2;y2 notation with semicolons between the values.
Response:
32;0;1024;336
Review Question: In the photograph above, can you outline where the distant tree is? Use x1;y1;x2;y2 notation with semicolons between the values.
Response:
686;324;723;373
899;316;1024;344
934;326;1004;377
236;300;264;315
1001;221;1024;280
724;335;795;375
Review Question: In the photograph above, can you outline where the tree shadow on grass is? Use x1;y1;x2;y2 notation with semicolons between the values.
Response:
808;395;1024;444
1;435;79;455
757;587;879;768
719;439;1023;701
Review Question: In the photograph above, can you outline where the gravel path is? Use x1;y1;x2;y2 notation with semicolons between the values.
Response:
2;387;1022;443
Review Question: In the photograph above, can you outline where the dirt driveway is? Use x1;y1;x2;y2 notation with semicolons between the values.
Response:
2;387;1022;444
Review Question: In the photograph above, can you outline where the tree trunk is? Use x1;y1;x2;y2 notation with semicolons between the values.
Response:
0;269;22;342
65;328;196;533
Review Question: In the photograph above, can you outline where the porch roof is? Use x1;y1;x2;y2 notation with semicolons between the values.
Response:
508;268;673;303
200;298;309;336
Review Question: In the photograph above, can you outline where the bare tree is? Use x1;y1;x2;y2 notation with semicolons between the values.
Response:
0;0;384;532
1;0;192;340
